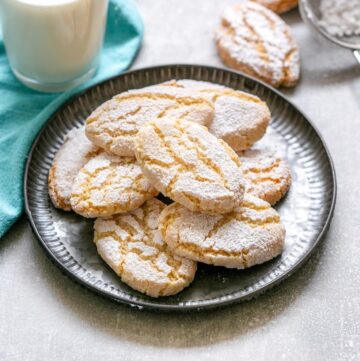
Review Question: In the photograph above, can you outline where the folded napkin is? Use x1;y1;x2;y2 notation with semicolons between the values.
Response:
0;0;144;238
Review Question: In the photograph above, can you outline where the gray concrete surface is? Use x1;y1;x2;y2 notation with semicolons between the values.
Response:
1;0;360;360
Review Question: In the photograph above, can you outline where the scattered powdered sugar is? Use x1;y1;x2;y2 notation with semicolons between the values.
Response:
319;0;360;37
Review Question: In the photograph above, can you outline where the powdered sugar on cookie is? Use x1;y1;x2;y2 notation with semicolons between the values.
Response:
70;153;158;218
48;127;100;211
94;199;197;297
159;195;285;269
215;2;300;87
134;117;246;214
162;79;270;151
239;146;292;205
85;85;214;157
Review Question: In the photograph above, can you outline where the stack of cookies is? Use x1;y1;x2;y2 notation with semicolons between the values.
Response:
48;80;292;298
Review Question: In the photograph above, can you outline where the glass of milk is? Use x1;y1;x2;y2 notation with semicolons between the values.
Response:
0;0;109;92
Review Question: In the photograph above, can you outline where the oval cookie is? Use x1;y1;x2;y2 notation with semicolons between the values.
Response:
85;85;214;157
215;2;300;87
70;153;158;218
134;117;246;214
252;0;298;14
239;147;291;205
48;127;100;211
163;79;270;151
159;195;285;269
94;199;197;297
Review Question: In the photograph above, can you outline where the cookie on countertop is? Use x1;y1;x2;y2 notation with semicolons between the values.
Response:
215;2;300;87
239;146;291;205
70;152;158;218
48;127;100;211
162;79;270;151
252;0;298;14
85;85;214;157
134;117;246;214
159;195;285;269
94;198;197;297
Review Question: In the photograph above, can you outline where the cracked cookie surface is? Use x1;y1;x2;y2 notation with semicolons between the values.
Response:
48;127;100;211
94;198;197;297
239;146;292;205
252;0;298;14
215;2;300;87
134;117;246;214
162;79;270;151
85;85;214;157
159;195;285;269
70;153;158;218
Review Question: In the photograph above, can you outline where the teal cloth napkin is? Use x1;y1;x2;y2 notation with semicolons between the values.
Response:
0;0;144;238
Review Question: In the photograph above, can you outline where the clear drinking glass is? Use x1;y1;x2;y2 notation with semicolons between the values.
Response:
0;0;109;92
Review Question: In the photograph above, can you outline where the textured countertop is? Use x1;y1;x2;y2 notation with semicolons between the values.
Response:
1;1;360;360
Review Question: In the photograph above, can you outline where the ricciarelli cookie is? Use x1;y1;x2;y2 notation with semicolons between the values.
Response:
239;147;291;205
94;199;197;297
162;79;270;151
252;0;298;14
159;195;285;269
48;127;100;211
70;153;158;218
85;85;214;157
134;117;246;214
215;2;300;87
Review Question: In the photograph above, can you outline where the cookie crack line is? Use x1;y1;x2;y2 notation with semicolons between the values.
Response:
149;122;228;201
243;11;270;64
242;158;281;174
95;205;193;284
96;229;185;283
175;119;230;189
86;105;142;125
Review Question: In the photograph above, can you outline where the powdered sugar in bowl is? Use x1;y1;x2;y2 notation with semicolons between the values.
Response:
300;0;360;64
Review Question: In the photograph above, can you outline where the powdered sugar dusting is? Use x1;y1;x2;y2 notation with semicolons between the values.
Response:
159;194;285;269
70;152;158;218
85;85;214;157
215;2;300;87
238;145;292;205
48;127;99;211
162;79;270;151
134;117;246;214
94;199;197;297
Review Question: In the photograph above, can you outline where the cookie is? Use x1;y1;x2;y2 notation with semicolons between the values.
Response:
85;85;214;157
70;153;158;218
159;195;285;269
134;117;246;214
239;146;291;205
252;0;298;14
163;79;270;151
215;2;300;87
94;199;197;297
48;127;100;211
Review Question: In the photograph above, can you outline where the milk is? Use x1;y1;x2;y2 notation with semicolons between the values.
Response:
0;0;109;92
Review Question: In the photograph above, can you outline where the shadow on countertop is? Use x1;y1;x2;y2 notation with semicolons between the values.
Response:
20;218;331;349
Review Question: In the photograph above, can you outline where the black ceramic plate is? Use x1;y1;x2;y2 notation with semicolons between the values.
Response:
24;65;336;311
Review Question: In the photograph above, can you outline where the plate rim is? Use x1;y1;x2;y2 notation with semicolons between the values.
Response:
24;64;337;312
